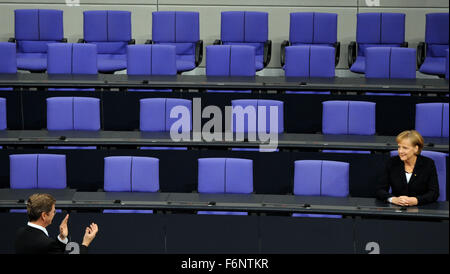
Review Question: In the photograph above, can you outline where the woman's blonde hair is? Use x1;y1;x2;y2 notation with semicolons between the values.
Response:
396;130;424;155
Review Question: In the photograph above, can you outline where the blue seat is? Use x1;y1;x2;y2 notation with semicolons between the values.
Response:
231;99;284;134
139;98;191;150
418;13;449;77
0;98;6;131
293;160;349;218
0;42;17;74
10;154;66;189
127;44;177;92
415;103;449;137
390;150;447;202
214;11;271;71
281;12;339;67
446;49;449;79
206;45;255;93
46;97;100;149
284;45;334;94
47;43;97;91
349;13;407;74
148;11;202;73
322;101;376;135
10;9;65;72
103;156;159;213
197;158;253;215
81;10;134;73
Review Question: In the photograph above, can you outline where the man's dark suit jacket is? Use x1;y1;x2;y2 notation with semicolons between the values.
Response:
15;226;88;254
376;155;440;205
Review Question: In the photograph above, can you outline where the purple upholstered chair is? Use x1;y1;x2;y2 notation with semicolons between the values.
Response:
149;11;202;73
197;158;253;215
322;101;376;135
0;42;17;92
103;156;159;213
12;9;65;72
293;160;349;218
81;10;133;73
418;13;449;77
10;154;67;189
215;11;271;71
415;103;449;138
349;13;407;74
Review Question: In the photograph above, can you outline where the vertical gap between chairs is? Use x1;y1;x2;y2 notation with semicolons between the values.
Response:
388;48;392;79
311;12;315;44
72;97;75;130
130;157;133;192
224;159;227;194
243;12;246;42
37;10;41;40
308;46;311;78
379;13;382;44
106;11;109;42
441;104;444;137
319;160;323;196
36;154;40;189
228;46;232;77
174;12;177;43
346;102;350;135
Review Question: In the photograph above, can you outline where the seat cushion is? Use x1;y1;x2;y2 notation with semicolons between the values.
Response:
350;56;365;73
419;56;447;75
176;55;196;72
97;54;127;72
16;53;47;71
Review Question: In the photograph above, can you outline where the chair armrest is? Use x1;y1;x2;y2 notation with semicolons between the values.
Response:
213;39;222;45
61;38;68;43
8;38;16;43
280;40;290;67
333;41;341;67
348;41;357;68
195;40;204;67
417;42;426;69
263;40;272;68
145;40;154;44
77;38;86;43
128;39;136;45
401;42;408;48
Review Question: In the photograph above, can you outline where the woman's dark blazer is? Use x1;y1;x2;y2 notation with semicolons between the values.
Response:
376;154;440;205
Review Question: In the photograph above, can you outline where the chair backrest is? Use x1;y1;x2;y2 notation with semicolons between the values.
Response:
284;45;335;77
47;97;101;131
140;98;192;132
221;11;268;55
83;10;131;54
47;43;98;74
415;103;449;137
0;98;6;130
289;12;337;46
322;101;376;135
294;160;349;197
0;42;17;74
206;45;255;77
356;13;405;56
104;156;159;192
390;150;447;202
14;9;64;53
425;13;449;58
231;99;284;133
365;47;416;79
10;154;66;189
198;158;253;194
127;44;177;76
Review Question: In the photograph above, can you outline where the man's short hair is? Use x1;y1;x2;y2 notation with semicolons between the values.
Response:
26;193;56;222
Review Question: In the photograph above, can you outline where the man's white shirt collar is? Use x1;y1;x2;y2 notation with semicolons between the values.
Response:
27;222;49;237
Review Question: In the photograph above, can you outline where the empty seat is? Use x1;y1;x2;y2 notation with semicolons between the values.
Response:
10;154;66;189
11;9;65;72
206;45;255;93
231;99;284;134
418;13;449;77
390;150;447;202
81;10;134;73
197;158;253;215
348;13;407;74
415;103;449;137
149;11;203;73
47;97;100;131
284;45;334;94
322;101;376;135
0;42;17;74
293;160;349;218
281;12;339;67
215;11;271;71
127;44;177;92
103;156;159;213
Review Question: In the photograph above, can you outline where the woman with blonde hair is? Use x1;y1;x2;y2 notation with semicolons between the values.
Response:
376;130;440;206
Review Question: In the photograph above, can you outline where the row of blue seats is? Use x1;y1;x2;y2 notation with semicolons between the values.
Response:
0;97;448;138
4;9;449;76
2;42;449;84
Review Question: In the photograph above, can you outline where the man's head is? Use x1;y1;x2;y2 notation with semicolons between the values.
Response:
26;193;57;227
